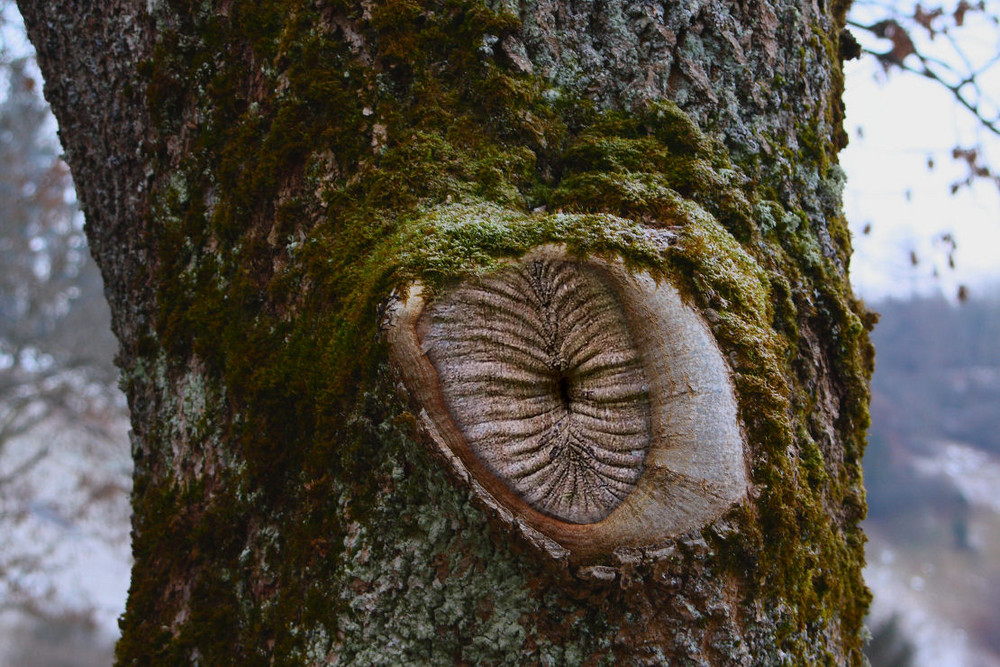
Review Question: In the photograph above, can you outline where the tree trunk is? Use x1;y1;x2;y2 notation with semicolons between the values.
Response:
21;0;873;663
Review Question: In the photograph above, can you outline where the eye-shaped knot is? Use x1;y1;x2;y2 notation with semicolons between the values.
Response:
389;246;748;560
422;259;650;524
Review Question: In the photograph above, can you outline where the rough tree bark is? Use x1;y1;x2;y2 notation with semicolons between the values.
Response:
21;0;874;663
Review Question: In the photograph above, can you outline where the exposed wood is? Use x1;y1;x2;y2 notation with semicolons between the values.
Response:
389;246;748;563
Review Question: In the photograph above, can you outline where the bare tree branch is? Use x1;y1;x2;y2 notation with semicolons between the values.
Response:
848;14;1000;137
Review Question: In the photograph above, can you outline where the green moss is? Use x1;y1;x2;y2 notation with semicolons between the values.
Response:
117;0;873;663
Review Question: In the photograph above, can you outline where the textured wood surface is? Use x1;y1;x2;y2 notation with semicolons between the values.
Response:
390;246;748;560
423;258;650;523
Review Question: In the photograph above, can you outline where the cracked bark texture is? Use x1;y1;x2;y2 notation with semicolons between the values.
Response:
20;0;871;663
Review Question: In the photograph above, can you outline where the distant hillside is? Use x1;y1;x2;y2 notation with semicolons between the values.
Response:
864;293;1000;524
863;293;1000;667
870;294;1000;455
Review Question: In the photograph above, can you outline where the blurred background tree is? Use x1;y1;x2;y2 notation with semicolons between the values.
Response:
0;3;130;663
850;0;1000;193
0;54;117;369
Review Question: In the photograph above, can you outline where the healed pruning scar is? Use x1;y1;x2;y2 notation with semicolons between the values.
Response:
389;245;748;560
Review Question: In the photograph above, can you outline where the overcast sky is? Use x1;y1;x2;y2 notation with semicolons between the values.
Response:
841;1;1000;301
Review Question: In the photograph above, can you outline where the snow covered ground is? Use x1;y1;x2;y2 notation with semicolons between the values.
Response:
913;441;1000;514
867;440;1000;667
866;545;1000;667
0;371;131;664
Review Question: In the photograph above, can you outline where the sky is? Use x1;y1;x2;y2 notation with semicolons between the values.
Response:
841;1;1000;301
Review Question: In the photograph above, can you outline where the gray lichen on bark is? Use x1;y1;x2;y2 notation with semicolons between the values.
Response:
491;0;840;161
